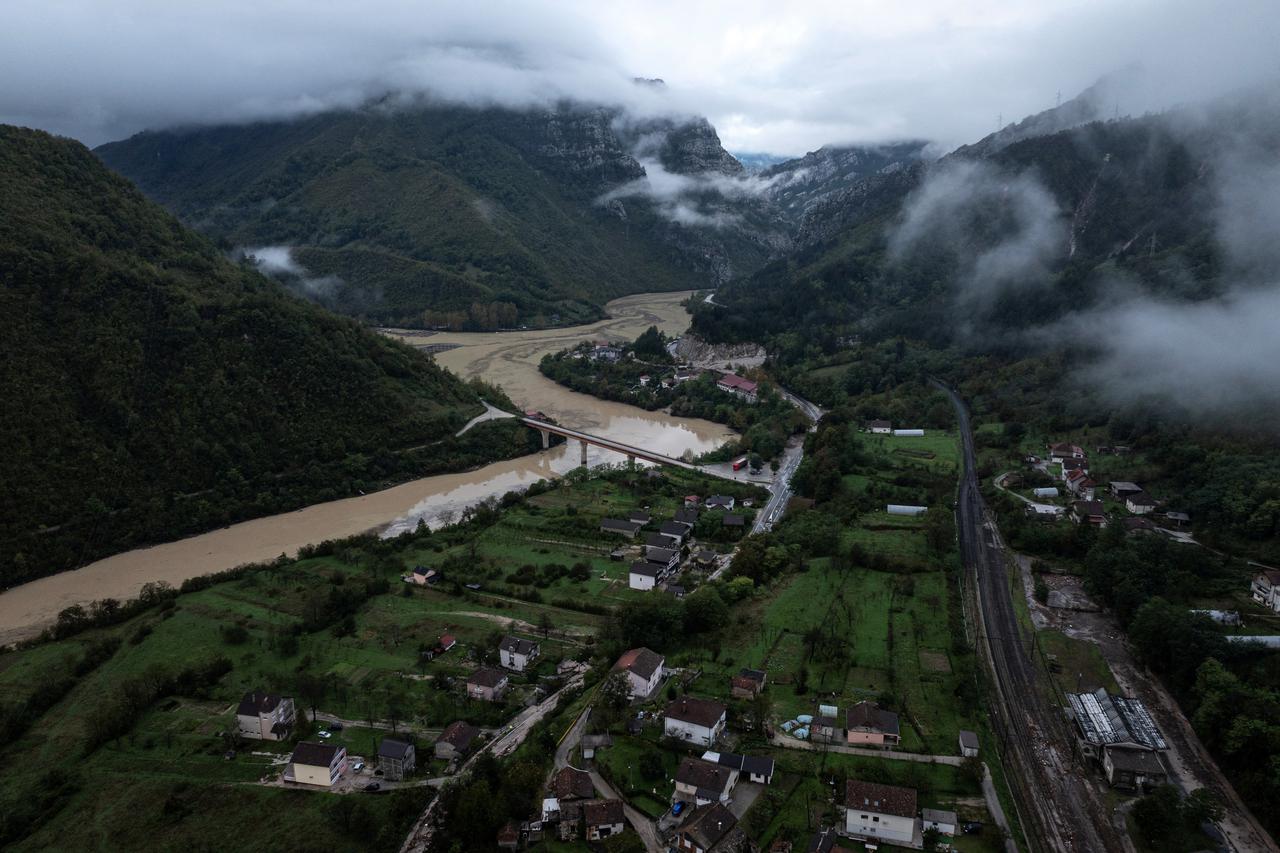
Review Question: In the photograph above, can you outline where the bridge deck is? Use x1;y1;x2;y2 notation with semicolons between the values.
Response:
519;417;701;470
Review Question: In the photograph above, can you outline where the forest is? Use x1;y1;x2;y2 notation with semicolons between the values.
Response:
0;126;538;586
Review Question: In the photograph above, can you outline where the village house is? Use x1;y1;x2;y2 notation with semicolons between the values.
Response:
683;495;701;508
1059;457;1087;478
731;668;767;699
499;635;540;672
467;667;509;702
659;520;689;545
664;696;728;746
235;691;296;741
543;798;586;841
439;634;457;652
286;741;347;787
677;803;739;853
496;822;520;850
377;738;416;781
675;757;739;806
1125;492;1159;515
581;733;613;760
694;549;719;570
1251;570;1280;614
1103;746;1168;790
629;510;652;526
705;495;735;511
1163;510;1191;527
550;766;596;801
434;721;481;760
613;647;665;698
409;566;442;585
1109;481;1143;499
645;545;681;573
865;419;892;434
722;513;746;530
1122;517;1159;535
1065;470;1098;500
922;808;958;837
716;373;759;403
583;799;626;842
959;730;980;758
841;779;919;846
1048;442;1086;462
600;518;643;538
629;561;663;591
1071;500;1108;527
702;750;775;785
674;507;700;526
845;701;901;747
645;531;673;548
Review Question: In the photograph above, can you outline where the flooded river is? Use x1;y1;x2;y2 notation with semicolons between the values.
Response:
0;291;732;644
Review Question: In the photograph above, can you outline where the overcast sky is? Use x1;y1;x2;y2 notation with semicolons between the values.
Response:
3;0;1277;155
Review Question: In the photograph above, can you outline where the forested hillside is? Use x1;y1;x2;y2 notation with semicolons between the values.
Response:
96;102;786;328
0;126;535;586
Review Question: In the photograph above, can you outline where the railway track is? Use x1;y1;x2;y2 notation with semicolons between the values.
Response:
938;380;1128;853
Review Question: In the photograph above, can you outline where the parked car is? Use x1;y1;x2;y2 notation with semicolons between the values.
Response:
317;730;332;739
962;821;984;835
352;760;365;772
363;782;380;792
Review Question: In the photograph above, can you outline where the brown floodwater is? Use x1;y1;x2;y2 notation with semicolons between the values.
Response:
0;291;732;644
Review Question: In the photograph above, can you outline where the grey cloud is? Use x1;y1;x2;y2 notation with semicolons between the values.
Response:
3;1;1279;155
597;158;777;229
238;245;348;301
889;160;1064;312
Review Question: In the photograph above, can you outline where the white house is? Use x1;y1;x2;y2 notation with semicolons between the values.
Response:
866;419;892;434
1251;570;1280;614
499;636;540;672
629;562;661;590
959;730;980;758
664;697;727;746
702;750;774;785
613;647;665;698
1125;492;1159;515
287;741;347;787
892;428;925;437
675;757;738;806
236;691;296;741
842;779;918;845
1048;442;1086;462
645;546;681;573
705;495;735;511
716;373;758;403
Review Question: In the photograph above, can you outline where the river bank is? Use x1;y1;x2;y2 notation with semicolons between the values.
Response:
0;291;733;645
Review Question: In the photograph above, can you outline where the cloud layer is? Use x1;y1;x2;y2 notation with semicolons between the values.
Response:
2;0;1278;154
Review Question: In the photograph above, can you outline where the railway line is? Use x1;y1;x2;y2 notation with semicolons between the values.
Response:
938;380;1128;853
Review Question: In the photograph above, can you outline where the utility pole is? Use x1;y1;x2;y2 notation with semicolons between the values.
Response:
997;113;1003;132
1056;90;1062;108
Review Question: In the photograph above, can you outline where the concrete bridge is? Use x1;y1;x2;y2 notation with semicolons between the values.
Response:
520;416;702;470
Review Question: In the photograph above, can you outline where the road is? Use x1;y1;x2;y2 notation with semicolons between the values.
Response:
936;379;1128;853
399;671;584;853
589;769;664;852
752;386;822;535
454;400;516;437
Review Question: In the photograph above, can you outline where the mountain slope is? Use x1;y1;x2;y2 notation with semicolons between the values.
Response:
96;103;784;328
0;125;533;586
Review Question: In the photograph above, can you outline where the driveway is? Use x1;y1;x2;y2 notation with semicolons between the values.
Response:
728;782;764;818
589;769;663;853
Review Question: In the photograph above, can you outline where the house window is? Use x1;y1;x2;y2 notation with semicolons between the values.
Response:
873;816;880;822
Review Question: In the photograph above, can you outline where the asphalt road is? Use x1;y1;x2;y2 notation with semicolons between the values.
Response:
752;386;821;535
937;379;1127;853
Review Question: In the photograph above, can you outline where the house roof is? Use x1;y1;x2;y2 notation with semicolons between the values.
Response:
500;636;538;656
582;734;613;748
1073;500;1106;516
1164;511;1191;522
660;521;688;537
645;532;673;548
959;730;979;750
379;738;414;760
674;508;700;524
436;721;480;750
1127;491;1158;507
1258;569;1280;585
740;668;767;683
706;495;733;508
583;799;624;826
629;510;651;524
646;546;678;563
1105;745;1167;773
550;766;595;800
440;634;457;647
237;691;286;716
717;373;758;393
665;696;727;729
843;779;917;819
676;757;736;795
1123;517;1158;532
922;808;958;825
614;647;664;680
291;741;342;768
468;667;508;688
630;561;660;578
866;419;891;429
731;675;760;693
702;750;774;778
1110;481;1141;492
681;803;738;849
1067;689;1167;750
846;701;900;736
722;513;745;527
601;518;642;534
696;549;718;562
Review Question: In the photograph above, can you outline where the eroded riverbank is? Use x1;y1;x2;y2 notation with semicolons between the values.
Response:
0;291;732;644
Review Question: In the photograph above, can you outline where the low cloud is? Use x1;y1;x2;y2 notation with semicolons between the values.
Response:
237;245;347;301
598;156;778;229
888;160;1065;313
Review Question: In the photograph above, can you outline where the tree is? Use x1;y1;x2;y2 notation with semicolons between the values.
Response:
603;833;646;853
922;827;942;851
683;587;728;634
1131;785;1184;845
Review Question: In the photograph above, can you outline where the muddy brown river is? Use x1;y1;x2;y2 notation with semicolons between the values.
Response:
0;291;732;644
